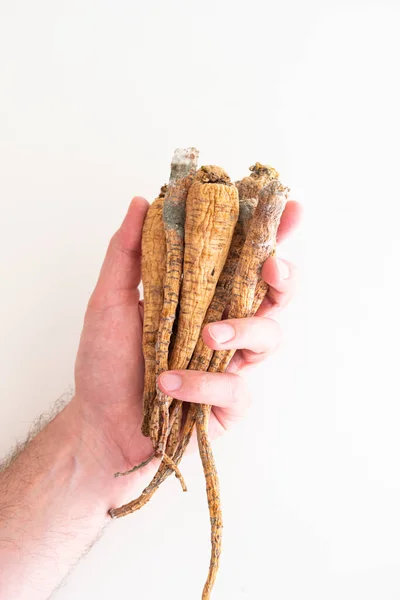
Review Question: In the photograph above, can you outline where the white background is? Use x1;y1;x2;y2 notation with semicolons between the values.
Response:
1;1;400;598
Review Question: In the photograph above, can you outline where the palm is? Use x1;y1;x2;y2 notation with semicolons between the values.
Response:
74;287;228;459
74;198;154;473
75;291;153;471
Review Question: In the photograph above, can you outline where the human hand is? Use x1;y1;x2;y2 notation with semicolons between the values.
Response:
72;196;301;493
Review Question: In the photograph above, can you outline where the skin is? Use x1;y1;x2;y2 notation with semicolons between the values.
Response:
0;196;301;600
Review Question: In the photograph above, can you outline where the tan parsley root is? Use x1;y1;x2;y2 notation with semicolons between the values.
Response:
140;185;167;438
154;166;239;457
149;148;199;450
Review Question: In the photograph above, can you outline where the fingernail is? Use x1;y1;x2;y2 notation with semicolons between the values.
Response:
209;323;235;344
160;372;182;392
277;258;290;280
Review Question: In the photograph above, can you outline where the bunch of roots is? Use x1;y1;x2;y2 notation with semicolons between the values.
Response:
109;148;288;599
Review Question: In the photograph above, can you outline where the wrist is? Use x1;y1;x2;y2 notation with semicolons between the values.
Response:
0;397;140;598
60;397;124;477
63;397;156;511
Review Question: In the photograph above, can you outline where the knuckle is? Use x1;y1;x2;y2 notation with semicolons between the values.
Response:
87;288;139;313
229;373;250;412
109;231;121;251
266;318;282;346
242;350;266;364
196;373;212;397
285;259;297;273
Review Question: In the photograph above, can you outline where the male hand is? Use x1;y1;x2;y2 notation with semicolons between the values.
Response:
73;196;301;492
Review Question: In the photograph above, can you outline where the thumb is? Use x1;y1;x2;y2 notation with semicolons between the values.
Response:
89;197;149;310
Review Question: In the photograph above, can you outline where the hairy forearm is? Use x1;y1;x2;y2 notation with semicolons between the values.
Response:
0;399;132;600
